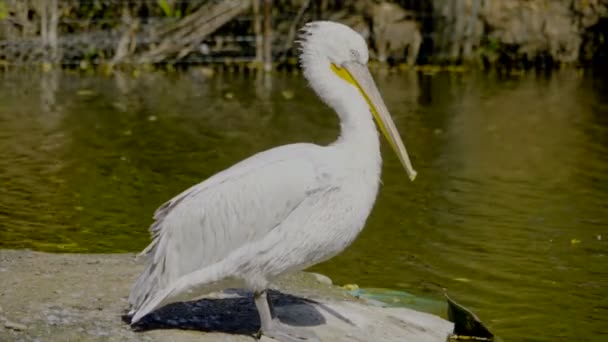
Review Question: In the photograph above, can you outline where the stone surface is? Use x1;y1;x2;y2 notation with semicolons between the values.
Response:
0;250;453;341
4;320;27;331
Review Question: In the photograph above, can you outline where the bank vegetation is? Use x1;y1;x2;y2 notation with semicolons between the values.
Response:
0;0;606;70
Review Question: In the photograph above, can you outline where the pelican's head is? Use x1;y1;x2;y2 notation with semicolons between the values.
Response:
298;21;417;181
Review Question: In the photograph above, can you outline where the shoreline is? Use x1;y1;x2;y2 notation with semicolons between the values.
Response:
0;249;453;341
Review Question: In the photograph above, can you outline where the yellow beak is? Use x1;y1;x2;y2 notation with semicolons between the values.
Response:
332;62;417;181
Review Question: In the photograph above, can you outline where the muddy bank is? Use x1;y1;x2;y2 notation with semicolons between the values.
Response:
0;250;453;342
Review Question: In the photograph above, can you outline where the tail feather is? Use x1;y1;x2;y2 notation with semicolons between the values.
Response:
129;264;236;324
128;258;160;312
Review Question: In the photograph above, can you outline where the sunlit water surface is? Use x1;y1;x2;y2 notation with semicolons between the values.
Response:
1;69;607;341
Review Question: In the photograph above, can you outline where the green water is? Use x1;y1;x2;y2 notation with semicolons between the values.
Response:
1;68;607;341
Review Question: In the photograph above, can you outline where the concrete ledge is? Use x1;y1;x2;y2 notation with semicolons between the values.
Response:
0;250;453;341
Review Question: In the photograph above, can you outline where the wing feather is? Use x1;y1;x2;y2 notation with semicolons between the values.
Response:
128;143;330;310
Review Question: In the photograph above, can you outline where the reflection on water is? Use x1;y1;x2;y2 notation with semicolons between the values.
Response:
0;69;607;341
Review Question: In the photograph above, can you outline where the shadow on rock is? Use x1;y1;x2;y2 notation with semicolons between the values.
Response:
123;289;326;336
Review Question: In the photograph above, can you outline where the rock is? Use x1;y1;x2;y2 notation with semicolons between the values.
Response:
0;250;453;341
310;272;333;285
370;2;421;65
4;320;27;331
480;0;608;63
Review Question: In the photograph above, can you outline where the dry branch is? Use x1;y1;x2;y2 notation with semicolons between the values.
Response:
136;0;250;63
278;0;310;62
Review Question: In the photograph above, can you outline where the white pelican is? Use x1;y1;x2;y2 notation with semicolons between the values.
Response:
127;21;417;341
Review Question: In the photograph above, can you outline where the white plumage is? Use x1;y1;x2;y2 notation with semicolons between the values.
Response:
128;21;416;341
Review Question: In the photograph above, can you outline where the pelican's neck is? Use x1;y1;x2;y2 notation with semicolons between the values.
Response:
330;90;382;182
313;69;382;173
332;92;380;152
302;57;381;169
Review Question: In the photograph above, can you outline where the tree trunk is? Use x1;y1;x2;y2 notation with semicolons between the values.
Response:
433;0;450;61
449;0;466;61
39;0;60;63
263;0;272;72
40;0;48;48
462;0;481;60
49;0;59;62
279;0;310;62
111;5;139;65
252;0;263;63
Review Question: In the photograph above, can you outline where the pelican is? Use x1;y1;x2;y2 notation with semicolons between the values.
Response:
127;21;417;341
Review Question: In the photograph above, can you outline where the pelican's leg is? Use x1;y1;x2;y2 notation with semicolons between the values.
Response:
254;290;320;342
